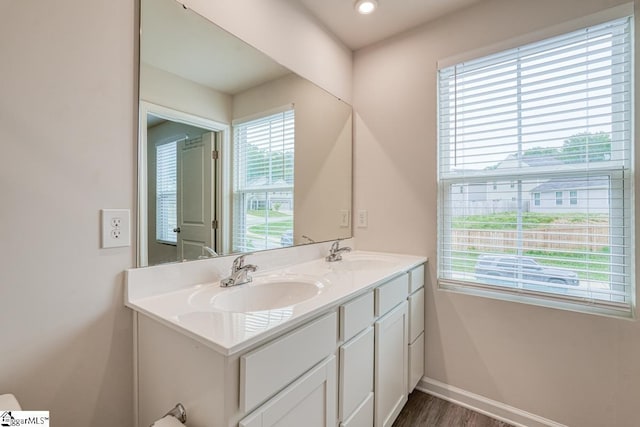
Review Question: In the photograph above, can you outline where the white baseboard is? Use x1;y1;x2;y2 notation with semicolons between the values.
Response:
417;377;567;427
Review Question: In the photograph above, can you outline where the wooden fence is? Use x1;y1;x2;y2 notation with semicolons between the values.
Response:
451;226;610;252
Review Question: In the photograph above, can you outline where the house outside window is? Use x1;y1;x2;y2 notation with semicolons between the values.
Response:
570;191;578;205
437;13;634;316
232;109;295;252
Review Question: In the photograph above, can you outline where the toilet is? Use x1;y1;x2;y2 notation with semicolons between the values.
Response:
0;394;22;410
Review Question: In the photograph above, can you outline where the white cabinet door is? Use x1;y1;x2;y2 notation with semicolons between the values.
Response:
374;301;408;427
408;332;424;392
240;356;336;427
339;327;374;421
340;392;374;427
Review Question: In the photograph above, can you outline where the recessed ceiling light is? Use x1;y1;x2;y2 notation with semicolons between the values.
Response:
355;0;378;15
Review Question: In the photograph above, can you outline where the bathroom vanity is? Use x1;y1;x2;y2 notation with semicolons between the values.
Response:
126;245;426;427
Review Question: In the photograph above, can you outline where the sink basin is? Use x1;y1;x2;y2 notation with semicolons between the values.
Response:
189;275;327;313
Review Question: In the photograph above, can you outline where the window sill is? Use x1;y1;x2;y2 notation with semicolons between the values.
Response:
438;278;635;320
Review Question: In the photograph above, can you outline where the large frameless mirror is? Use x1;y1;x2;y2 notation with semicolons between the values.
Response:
138;0;353;266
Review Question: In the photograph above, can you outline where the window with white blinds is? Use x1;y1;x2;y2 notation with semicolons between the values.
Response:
437;16;634;316
232;109;294;253
156;140;178;244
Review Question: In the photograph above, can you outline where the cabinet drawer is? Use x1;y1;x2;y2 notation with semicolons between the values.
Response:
375;274;409;317
408;332;424;393
340;392;373;427
340;291;374;342
408;287;424;343
409;264;425;294
240;312;337;412
339;327;374;421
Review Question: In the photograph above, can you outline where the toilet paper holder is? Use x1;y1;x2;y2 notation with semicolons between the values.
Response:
154;403;187;425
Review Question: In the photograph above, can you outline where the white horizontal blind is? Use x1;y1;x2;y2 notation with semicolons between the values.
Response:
437;16;634;315
232;109;295;252
156;140;178;244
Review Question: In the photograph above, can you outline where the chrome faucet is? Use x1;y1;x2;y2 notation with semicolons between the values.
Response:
220;254;257;287
325;240;351;262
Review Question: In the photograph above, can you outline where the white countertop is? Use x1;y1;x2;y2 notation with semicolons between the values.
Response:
126;248;426;356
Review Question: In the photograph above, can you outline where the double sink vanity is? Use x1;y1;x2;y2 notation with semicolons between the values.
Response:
126;241;426;427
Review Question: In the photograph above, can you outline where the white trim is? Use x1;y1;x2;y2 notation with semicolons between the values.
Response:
132;311;139;427
437;3;634;69
138;101;230;266
438;281;634;320
417;377;567;427
217;129;233;255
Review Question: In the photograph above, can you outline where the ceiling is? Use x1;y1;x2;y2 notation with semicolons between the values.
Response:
142;0;291;95
297;0;484;50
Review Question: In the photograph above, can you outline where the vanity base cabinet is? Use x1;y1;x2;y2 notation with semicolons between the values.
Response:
134;261;427;427
239;356;336;427
135;312;336;427
374;301;408;427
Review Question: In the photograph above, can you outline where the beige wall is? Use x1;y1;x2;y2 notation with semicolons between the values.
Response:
140;63;232;124
0;1;136;425
0;1;352;426
233;73;352;245
353;0;640;426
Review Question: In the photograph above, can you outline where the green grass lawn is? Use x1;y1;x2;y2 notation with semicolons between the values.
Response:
452;212;608;230
248;209;291;218
248;219;293;237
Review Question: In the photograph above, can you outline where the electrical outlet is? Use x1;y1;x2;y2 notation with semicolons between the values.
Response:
102;209;130;248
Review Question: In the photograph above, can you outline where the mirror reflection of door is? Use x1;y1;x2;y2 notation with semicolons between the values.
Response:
147;115;217;265
176;132;215;261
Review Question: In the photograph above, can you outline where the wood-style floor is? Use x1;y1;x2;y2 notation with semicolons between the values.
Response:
393;391;515;427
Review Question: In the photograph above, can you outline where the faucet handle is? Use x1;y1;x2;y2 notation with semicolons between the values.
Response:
232;254;249;270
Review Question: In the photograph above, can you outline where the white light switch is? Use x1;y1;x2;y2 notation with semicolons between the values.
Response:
101;209;131;248
340;210;350;227
357;210;368;228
